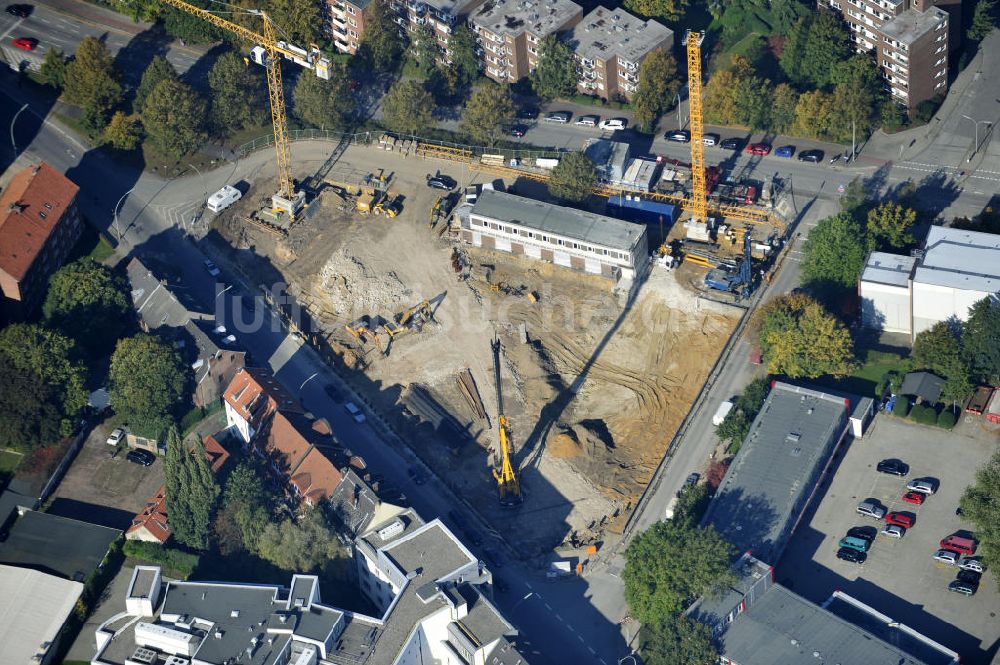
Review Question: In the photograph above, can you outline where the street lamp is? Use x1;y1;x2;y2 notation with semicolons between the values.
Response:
9;103;27;155
961;114;992;161
299;372;319;391
674;92;683;131
113;187;136;241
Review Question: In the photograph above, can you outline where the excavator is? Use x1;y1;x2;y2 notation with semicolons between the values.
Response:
491;338;521;506
382;300;433;338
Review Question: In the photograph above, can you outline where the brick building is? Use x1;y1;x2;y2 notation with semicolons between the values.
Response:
390;0;488;62
0;162;81;321
328;0;370;54
470;0;583;83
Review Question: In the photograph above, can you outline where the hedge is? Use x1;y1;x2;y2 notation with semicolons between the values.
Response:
937;409;958;429
909;403;937;425
123;540;199;578
893;398;911;418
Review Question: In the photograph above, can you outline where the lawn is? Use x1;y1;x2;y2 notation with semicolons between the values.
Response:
813;349;910;398
67;224;116;264
0;449;23;491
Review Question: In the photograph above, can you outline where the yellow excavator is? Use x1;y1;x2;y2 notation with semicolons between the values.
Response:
491;338;521;506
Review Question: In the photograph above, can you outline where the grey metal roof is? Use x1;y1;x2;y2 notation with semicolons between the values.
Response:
879;6;948;45
565;6;672;64
470;189;646;252
0;510;121;581
486;637;533;665
861;251;916;287
471;0;582;38
914;225;1000;293
900;371;944;402
0;564;85;665
456;583;512;647
702;382;850;564
687;555;773;628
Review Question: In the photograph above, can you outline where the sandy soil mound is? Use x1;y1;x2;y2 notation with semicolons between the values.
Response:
319;249;413;317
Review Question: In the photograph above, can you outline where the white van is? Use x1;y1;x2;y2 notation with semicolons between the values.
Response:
207;185;242;213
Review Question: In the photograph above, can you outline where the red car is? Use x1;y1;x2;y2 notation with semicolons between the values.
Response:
745;142;772;155
12;37;36;51
902;491;925;505
884;512;915;528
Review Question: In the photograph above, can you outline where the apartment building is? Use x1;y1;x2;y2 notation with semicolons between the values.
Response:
565;6;673;100
391;0;487;63
470;0;583;83
0;162;81;322
822;0;952;107
328;0;370;54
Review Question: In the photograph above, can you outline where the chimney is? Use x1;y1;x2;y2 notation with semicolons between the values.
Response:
32;164;40;175
8;202;25;213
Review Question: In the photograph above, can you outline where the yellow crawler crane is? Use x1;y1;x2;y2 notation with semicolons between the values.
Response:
491;338;521;506
159;0;331;217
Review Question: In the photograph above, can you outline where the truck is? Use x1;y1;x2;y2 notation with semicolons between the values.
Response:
965;386;993;414
546;560;573;578
985;390;1000;424
712;400;734;426
664;496;679;520
606;196;678;227
206;185;241;213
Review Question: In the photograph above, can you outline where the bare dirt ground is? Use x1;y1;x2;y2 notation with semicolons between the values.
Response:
213;145;740;556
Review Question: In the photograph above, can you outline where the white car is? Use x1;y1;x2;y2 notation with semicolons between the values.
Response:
959;558;984;573
907;478;937;494
575;114;599;126
106;427;125;446
880;524;905;538
344;402;366;424
599;118;627;131
933;549;959;565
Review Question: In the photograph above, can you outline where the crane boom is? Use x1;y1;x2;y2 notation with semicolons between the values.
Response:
491;338;520;506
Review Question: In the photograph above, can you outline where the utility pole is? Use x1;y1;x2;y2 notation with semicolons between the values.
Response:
852;118;856;163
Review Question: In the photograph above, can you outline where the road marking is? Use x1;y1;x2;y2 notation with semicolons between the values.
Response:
0;16;23;41
589;647;597;655
544;603;552;611
577;634;584;642
555;614;563;622
601;660;609;665
524;582;532;590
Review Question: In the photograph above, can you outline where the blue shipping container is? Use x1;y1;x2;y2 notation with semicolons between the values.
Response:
607;196;678;227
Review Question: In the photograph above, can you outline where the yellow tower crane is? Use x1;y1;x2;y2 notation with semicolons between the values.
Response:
683;29;708;224
159;0;331;217
491;338;521;506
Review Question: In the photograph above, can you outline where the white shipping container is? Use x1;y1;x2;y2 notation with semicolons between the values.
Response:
712;400;734;426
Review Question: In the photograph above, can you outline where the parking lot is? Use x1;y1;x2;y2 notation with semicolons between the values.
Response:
777;414;999;664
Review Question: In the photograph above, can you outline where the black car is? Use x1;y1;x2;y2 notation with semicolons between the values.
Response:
666;130;690;143
427;175;456;190
323;383;343;402
957;569;982;584
509;125;526;138
948;579;978;596
798;149;824;163
127;449;156;466
836;547;867;564
6;4;31;16
720;137;744;150
847;526;877;543
876;458;909;476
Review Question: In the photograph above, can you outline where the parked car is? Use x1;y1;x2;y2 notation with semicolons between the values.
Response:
959;557;984;573
702;133;721;146
940;535;976;555
12;37;36;50
857;500;887;519
509;125;526;138
720;137;744;150
774;145;795;158
902;491;926;505
957;568;981;584
948;580;978;596
884;512;915;528
876;458;908;476
847;526;877;543
544;111;571;123
676;472;700;497
106;427;126;446
203;259;221;277
907;478;937;494
344;401;366;424
6;4;32;17
426;175;456;190
599;118;627;131
839;536;871;552
745;142;772;155
881;524;906;538
575;114;600;126
798;149;824;163
933;549;959;565
666;130;690;143
126;449;156;466
323;383;343;402
836;547;866;564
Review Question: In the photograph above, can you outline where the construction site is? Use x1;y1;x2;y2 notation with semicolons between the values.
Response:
191;15;788;555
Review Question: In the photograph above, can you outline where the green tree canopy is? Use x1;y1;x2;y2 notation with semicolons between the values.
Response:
409;23;439;77
63;36;123;133
640;614;718;665
359;0;404;72
208;51;267;134
866;202;916;250
103;111;142;151
42;259;132;356
267;0;320;43
382;80;436;135
548;152;596;203
0;352;61;452
962;297;1000;385
798;11;850;88
109;333;188;432
778;16;810;84
460;81;516;146
256;509;346;571
715;376;771;451
135;56;179;114
754;292;857;378
0;323;87;435
293;66;353;130
959;449;1000;577
165;428;220;550
445;24;480;85
142;78;208;157
800;212;868;290
967;0;997;40
632;49;681;131
770;83;799;134
624;519;735;624
912;321;971;404
623;0;688;21
39;48;67;89
530;35;578;100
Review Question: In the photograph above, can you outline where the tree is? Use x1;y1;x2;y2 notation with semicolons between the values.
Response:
548;152;596;203
382;80;436;135
109;334;188;435
770;83;799;134
102;111;142;151
0;352;61;452
632;49;680;131
791;90;833;139
704;68;742;126
134;56;179;114
445;24;480;85
754;293;857;378
912;321;971;404
208;51;266;134
623;0;687;21
967;0;997;41
530;35;578;100
162;6;224;44
267;0;320;43
461;81;516;146
959;449;1000;577
293;67;353;130
359;0;404;72
218;460;270;553
43;259;131;355
142;78;208;157
963;297;1000;385
779;16;811;84
866;202;916;250
623;519;735;624
0;323;87;436
63;37;123;133
800;212;868;290
409;23;439;77
164;428;220;550
256;509;346;571
826;56;883;141
734;75;772;130
798;11;850;88
38;48;68;89
716;376;771;451
640;614;718;665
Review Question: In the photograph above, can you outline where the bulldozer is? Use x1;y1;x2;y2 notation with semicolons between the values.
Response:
373;193;403;218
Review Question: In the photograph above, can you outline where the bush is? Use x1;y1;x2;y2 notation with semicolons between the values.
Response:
893;398;911;418
937;409;958;429
123;540;200;578
909;403;938;425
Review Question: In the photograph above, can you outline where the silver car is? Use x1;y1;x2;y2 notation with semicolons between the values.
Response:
907;478;937;494
959;557;984;573
933;549;959;565
575;114;599;126
880;524;905;538
545;111;571;123
857;500;887;519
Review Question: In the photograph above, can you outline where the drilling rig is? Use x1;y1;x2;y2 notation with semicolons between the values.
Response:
491;338;521;506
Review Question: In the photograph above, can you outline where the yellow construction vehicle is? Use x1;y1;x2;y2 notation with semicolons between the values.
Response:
373;193;402;218
491;338;520;506
160;0;330;217
356;189;378;215
345;316;371;340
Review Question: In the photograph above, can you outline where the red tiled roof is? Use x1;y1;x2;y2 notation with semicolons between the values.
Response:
126;486;171;544
261;412;314;475
201;434;231;474
258;411;344;507
0;162;79;281
223;367;302;430
289;448;344;506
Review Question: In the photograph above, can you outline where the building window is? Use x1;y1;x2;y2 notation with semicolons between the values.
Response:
349;18;357;26
348;4;356;12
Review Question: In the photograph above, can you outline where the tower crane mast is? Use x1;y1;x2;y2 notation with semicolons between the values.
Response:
683;29;708;224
